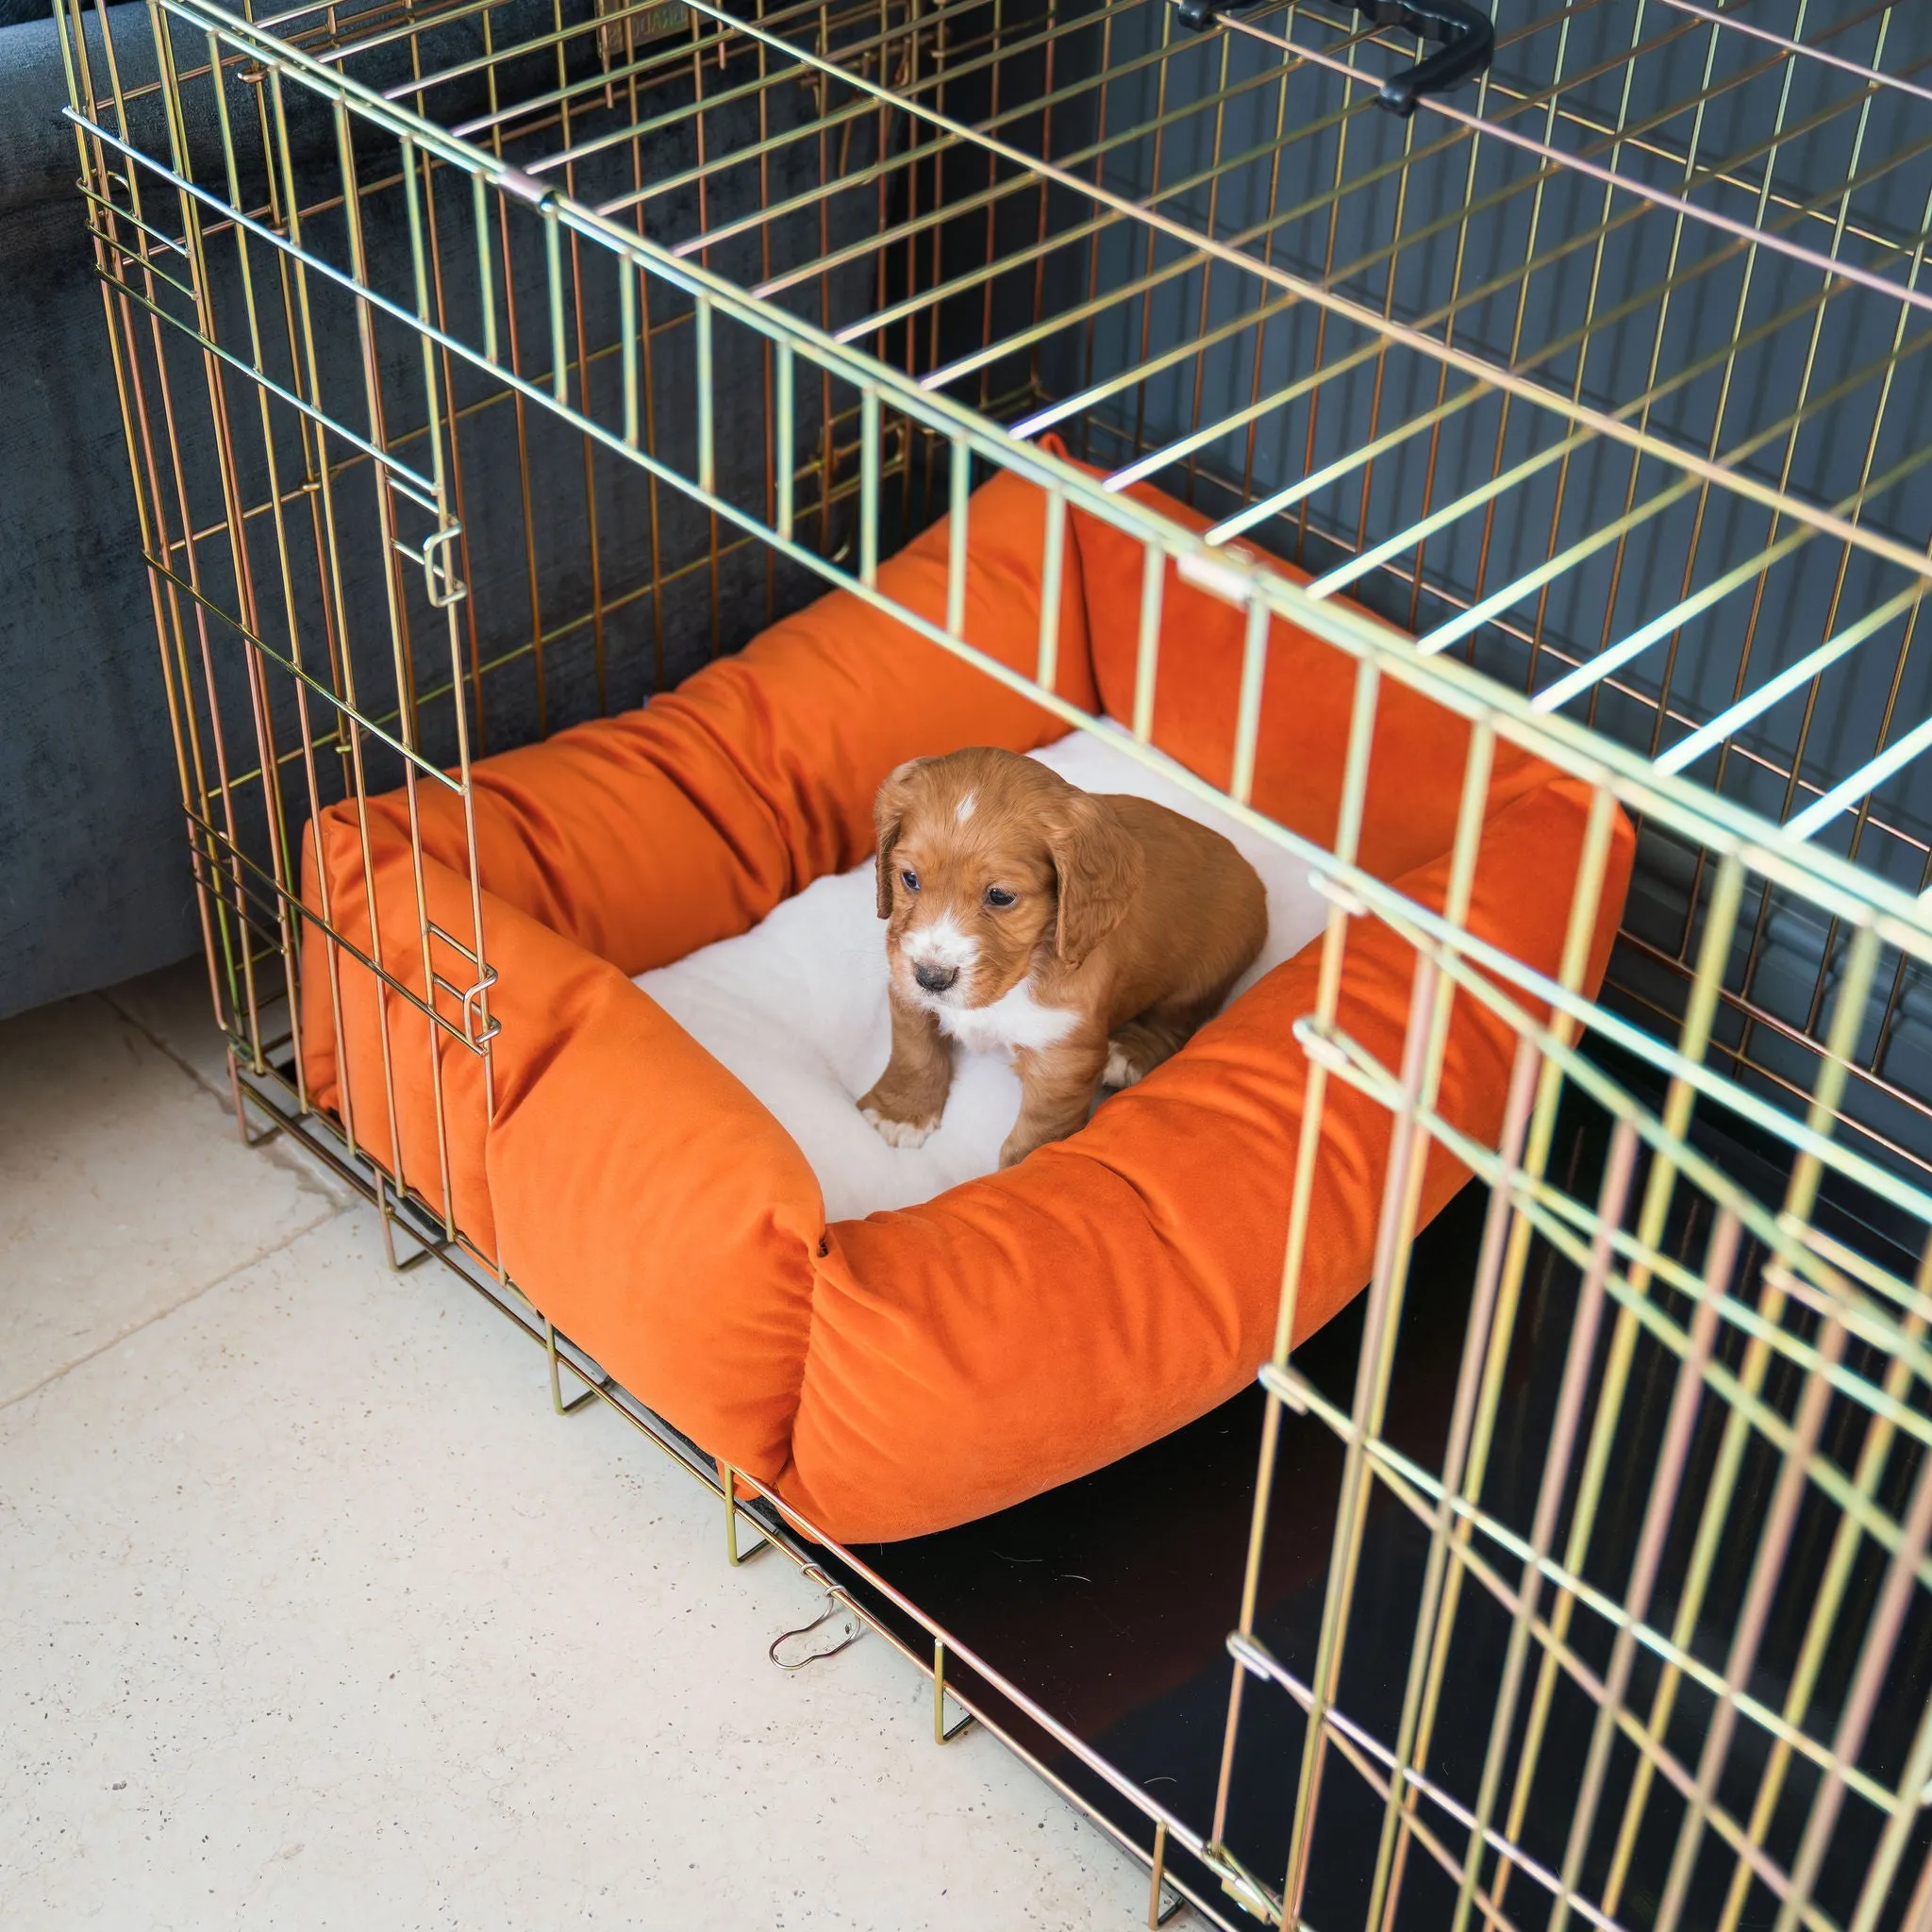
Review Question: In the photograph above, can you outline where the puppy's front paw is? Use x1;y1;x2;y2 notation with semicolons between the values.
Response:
1103;1041;1142;1090
860;1104;938;1149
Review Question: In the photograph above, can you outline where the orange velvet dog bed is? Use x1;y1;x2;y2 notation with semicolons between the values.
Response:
300;461;1631;1543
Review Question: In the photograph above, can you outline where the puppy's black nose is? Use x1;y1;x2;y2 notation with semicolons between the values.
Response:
914;962;958;994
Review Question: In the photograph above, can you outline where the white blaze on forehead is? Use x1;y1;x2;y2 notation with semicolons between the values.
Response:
901;908;979;972
956;791;976;824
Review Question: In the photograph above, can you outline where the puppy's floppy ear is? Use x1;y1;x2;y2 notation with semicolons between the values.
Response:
873;758;927;920
1048;791;1143;967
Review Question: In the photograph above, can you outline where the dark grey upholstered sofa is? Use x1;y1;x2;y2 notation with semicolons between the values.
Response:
1;1;207;1018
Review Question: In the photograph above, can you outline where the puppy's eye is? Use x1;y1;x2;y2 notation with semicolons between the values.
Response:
985;886;1016;908
900;869;920;892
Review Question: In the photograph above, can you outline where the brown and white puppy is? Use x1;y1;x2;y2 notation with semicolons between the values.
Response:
856;747;1267;1168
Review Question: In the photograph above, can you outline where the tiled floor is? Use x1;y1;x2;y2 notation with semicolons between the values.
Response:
1;960;1145;1928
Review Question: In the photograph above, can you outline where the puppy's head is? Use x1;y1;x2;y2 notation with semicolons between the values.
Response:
873;747;1142;1012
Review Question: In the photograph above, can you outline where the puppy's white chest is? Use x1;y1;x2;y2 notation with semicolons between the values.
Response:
938;978;1078;1056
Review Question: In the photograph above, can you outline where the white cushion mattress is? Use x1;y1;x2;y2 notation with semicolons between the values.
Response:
634;729;1327;1223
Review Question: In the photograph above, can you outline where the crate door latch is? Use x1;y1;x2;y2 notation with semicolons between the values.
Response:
1174;0;1495;117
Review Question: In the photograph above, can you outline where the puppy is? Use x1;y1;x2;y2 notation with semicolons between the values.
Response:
856;747;1267;1168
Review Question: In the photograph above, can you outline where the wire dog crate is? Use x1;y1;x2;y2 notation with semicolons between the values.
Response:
58;0;1932;1924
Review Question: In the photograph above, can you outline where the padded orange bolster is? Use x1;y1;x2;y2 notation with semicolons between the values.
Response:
300;812;828;1467
484;974;827;1482
299;822;613;1262
777;774;1633;1543
1066;476;1555;883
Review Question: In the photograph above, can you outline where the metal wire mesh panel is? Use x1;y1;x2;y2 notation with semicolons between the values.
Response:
58;0;1932;1924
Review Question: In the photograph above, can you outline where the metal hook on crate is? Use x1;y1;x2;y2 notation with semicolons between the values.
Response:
390;518;470;609
420;522;468;609
768;1564;867;1671
1174;0;1493;118
458;962;500;1050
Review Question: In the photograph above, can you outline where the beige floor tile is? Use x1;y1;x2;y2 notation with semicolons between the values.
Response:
0;995;345;1410
0;1209;1141;1930
99;954;236;1101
